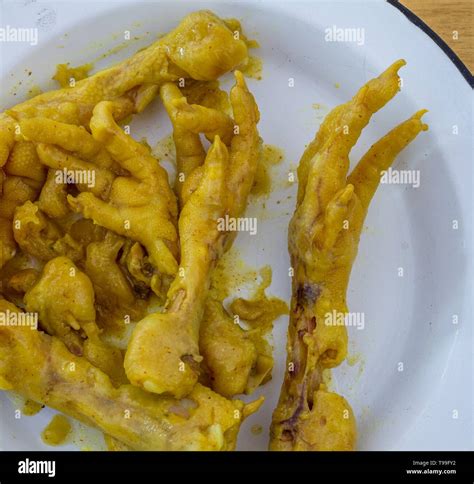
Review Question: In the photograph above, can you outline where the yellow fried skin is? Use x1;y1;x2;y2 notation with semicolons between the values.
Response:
16;111;175;302
270;60;428;451
4;140;45;185
124;72;261;398
85;232;147;330
124;137;229;398
160;82;234;205
0;301;262;451
1;11;247;129
0;11;264;448
200;267;288;398
200;299;258;398
0;12;249;264
24;256;125;383
37;169;70;219
0;9;249;272
0;251;39;307
13;201;82;262
68;101;179;288
0;141;46;268
0;175;40;220
0;216;16;270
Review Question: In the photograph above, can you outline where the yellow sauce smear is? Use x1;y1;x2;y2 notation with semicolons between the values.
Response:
26;85;43;99
53;63;94;88
210;248;259;301
252;144;285;196
229;266;288;393
206;255;289;396
152;134;176;165
346;352;361;367
230;265;288;336
41;414;72;446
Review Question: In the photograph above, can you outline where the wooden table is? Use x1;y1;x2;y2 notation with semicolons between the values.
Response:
400;0;473;73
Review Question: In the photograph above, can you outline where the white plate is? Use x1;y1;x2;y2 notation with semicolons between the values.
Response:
0;0;472;451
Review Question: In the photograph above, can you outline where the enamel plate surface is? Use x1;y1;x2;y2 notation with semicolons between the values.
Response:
0;0;472;451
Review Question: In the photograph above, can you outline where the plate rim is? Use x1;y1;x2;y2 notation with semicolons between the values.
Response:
0;0;471;451
387;0;473;87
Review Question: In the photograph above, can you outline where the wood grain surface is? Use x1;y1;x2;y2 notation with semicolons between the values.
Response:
400;0;473;73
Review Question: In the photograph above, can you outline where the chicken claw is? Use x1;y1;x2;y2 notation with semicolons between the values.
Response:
270;61;428;450
24;256;125;383
68;101;179;285
0;11;248;130
0;141;46;268
0;300;262;450
125;136;228;397
124;72;261;398
160;82;234;205
13;201;82;262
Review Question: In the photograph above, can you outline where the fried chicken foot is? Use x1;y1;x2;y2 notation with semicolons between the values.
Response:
160;82;234;205
24;256;126;384
0;10;248;267
0;10;248;144
0;301;262;450
200;293;287;398
16;104;179;297
68;100;179;281
13;201;83;262
0;141;46;268
270;61;428;450
200;299;259;398
124;72;261;398
85;232;147;328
